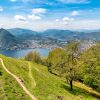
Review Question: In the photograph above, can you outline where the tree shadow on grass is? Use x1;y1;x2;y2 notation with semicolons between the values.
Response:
61;83;100;99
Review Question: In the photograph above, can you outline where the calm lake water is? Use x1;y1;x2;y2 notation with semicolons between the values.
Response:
0;48;50;58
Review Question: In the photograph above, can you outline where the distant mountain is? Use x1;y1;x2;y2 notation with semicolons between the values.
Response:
0;28;29;50
42;29;75;39
8;28;39;40
74;32;100;41
0;28;19;49
5;28;100;49
8;28;100;41
77;29;100;33
42;29;100;41
8;28;77;40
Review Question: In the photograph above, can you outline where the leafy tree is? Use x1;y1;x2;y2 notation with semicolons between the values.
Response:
25;51;42;63
80;43;100;91
47;48;66;74
47;41;100;91
62;41;82;90
48;41;82;90
83;61;100;91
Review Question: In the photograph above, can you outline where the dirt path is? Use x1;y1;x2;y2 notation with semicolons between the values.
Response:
0;58;37;100
28;63;36;88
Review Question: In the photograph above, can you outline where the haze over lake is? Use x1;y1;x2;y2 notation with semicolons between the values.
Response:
0;48;50;58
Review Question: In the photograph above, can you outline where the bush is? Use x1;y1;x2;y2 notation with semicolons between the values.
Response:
25;51;42;64
41;57;49;66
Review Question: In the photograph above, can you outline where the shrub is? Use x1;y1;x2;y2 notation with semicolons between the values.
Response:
25;51;42;64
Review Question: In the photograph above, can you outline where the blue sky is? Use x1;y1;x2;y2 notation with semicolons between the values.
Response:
0;0;100;31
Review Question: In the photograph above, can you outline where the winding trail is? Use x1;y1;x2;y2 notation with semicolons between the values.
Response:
0;58;37;100
28;63;36;88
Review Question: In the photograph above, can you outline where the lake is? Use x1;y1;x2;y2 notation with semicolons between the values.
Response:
0;48;50;58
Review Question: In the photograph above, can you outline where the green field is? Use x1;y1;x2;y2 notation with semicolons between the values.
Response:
0;55;100;100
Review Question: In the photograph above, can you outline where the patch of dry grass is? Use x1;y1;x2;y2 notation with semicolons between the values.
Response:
74;81;100;99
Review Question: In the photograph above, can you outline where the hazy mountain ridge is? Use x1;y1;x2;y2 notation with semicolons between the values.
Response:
0;28;100;50
41;29;100;41
0;28;19;50
8;28;100;41
8;28;39;40
0;28;30;50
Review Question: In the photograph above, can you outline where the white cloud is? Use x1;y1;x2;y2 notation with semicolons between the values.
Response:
62;17;74;21
55;19;59;22
0;24;4;28
1;15;100;31
58;0;90;4
62;17;70;21
32;8;47;14
62;17;74;25
28;14;41;20
71;11;79;16
14;15;26;21
0;6;3;12
55;17;74;25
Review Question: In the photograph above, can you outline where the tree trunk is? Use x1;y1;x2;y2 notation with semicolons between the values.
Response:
70;79;73;90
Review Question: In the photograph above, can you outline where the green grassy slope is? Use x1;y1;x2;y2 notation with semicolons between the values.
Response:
0;55;99;100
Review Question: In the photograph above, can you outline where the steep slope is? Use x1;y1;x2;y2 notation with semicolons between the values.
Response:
0;58;37;100
0;28;30;50
0;55;99;100
0;28;19;49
